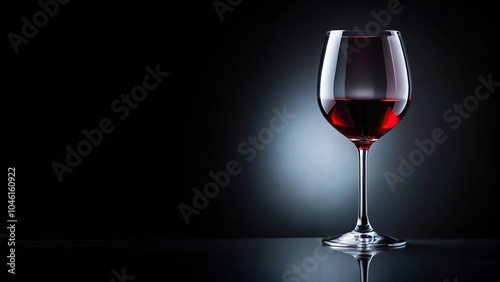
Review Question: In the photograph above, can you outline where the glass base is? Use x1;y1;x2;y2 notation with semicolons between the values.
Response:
322;230;406;250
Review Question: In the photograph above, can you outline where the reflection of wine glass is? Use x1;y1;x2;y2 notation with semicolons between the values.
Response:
318;30;412;249
328;247;403;282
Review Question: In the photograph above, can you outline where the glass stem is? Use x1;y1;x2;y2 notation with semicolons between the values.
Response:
354;148;373;233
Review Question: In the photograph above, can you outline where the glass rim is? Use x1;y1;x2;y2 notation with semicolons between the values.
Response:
327;30;401;37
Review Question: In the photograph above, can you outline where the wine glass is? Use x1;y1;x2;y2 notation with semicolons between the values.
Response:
317;30;412;249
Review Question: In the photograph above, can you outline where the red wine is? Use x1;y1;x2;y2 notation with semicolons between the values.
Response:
320;98;411;146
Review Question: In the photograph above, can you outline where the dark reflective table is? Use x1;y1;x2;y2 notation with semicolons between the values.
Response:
16;238;499;281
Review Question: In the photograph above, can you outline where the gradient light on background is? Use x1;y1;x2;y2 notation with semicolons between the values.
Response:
5;0;498;239
192;0;498;238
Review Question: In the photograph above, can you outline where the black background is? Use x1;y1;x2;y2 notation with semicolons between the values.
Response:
5;0;499;240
